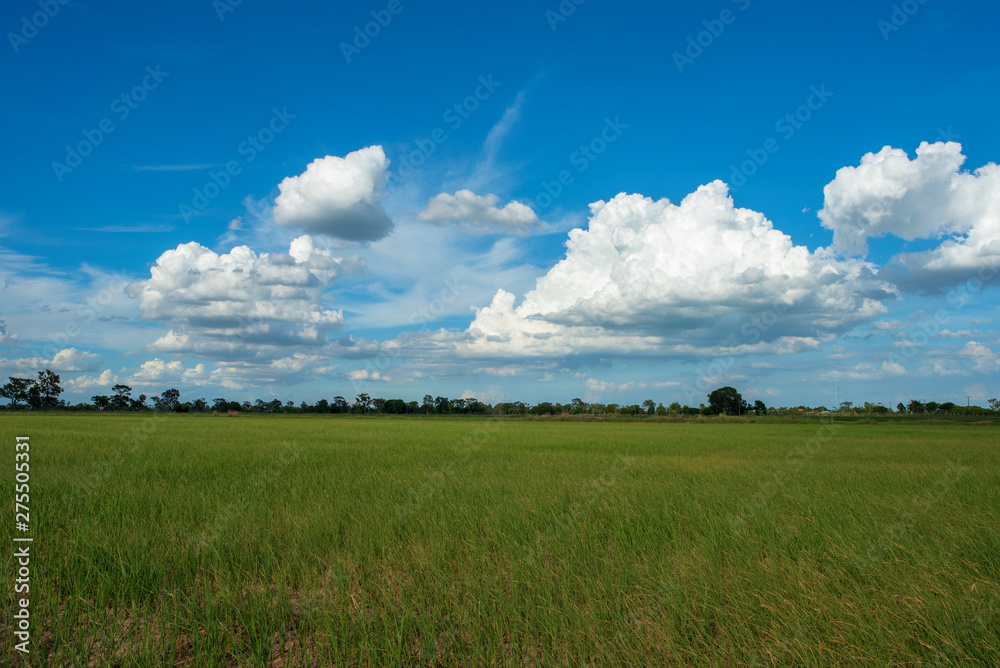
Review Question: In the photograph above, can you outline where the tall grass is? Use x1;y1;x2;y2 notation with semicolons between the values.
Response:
2;414;998;665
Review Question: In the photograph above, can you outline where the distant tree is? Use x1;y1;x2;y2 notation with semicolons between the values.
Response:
92;395;111;410
354;393;373;414
407;401;419;413
110;384;132;411
26;383;40;410
384;399;407;414
641;399;656;416
707;386;745;415
333;396;349;413
130;394;147;411
896;402;906;413
32;370;63;410
939;402;956;412
668;401;682;416
192;398;208;412
571;398;588;414
154;388;180;412
422;394;434;414
989;395;1000;412
907;399;924;414
372;397;386;414
213;397;229;412
839;401;854;413
531;402;555;415
434;396;450;414
753;400;767;415
0;377;35;409
655;402;667;416
314;398;330;413
924;401;940;413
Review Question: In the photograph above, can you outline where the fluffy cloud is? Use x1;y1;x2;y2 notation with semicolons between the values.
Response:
63;369;117;392
273;146;393;241
0;320;16;343
959;341;1000;373
1;347;101;373
346;368;390;382
209;354;339;391
132;236;348;358
417;189;543;234
819;360;906;381
460;182;892;359
129;358;210;385
819;142;1000;288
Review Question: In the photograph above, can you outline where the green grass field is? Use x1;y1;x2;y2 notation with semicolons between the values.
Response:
2;414;999;666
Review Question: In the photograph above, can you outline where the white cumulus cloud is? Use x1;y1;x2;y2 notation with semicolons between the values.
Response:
132;236;347;358
417;189;543;234
460;182;892;359
64;369;117;392
1;347;101;373
273;146;394;241
819;141;1000;289
959;341;1000;373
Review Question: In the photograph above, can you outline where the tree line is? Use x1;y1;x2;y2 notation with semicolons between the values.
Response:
2;372;998;417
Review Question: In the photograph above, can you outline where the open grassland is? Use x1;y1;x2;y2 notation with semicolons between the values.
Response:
2;414;999;666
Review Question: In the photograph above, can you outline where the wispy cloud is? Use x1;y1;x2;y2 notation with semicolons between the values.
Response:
482;90;527;165
469;89;529;190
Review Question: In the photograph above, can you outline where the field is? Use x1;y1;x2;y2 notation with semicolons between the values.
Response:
2;414;999;666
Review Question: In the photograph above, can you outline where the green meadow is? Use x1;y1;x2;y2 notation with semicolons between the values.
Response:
2;414;999;666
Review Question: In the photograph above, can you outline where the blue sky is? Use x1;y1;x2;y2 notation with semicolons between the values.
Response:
2;0;999;408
